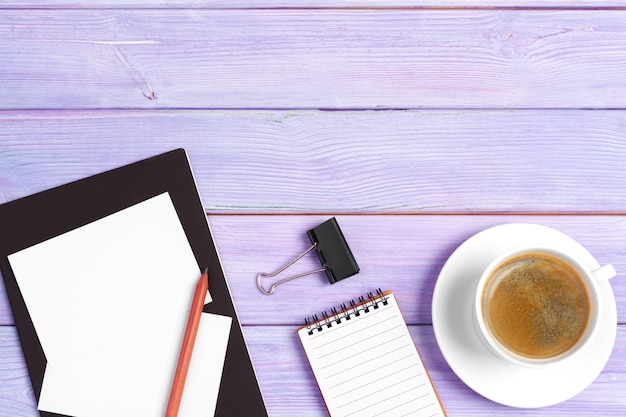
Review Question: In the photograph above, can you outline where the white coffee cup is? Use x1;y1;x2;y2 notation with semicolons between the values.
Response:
473;245;615;367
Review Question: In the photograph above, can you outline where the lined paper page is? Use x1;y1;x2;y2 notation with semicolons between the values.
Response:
298;292;446;417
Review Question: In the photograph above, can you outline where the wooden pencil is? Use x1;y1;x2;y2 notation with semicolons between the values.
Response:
165;268;209;417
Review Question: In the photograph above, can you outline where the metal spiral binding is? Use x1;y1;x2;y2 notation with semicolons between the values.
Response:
349;300;360;317
305;289;389;335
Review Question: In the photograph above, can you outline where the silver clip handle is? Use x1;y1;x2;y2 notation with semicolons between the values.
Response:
256;243;326;295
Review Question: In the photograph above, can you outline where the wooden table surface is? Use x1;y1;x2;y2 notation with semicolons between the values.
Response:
1;1;626;416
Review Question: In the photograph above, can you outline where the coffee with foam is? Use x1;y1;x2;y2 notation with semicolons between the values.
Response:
482;252;590;359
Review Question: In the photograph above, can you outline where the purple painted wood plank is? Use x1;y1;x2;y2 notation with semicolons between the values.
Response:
0;327;38;416
3;1;626;8
1;324;624;416
2;10;626;109
251;325;626;415
1;110;626;213
3;215;624;325
212;215;626;325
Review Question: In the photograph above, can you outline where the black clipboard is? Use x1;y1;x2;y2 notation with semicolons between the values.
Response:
0;149;268;417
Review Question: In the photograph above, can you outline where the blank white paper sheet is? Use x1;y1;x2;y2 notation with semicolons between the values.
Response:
9;192;209;366
8;192;227;417
38;312;232;417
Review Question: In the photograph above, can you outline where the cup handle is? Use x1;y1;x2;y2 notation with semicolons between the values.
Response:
592;264;616;282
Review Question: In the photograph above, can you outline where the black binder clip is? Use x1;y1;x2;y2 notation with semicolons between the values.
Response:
256;217;360;295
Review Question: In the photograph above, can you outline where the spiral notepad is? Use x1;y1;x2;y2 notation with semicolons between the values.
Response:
298;290;446;417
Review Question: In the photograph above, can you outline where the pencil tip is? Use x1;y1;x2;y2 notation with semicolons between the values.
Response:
203;267;209;275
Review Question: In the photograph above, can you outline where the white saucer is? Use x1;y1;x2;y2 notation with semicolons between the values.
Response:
432;223;617;408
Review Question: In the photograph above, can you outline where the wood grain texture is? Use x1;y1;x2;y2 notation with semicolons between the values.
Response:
2;10;626;109
254;325;626;416
3;1;626;8
2;110;626;213
2;215;624;326
2;2;626;416
209;215;626;325
246;325;626;416
0;327;38;417
1;324;625;417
